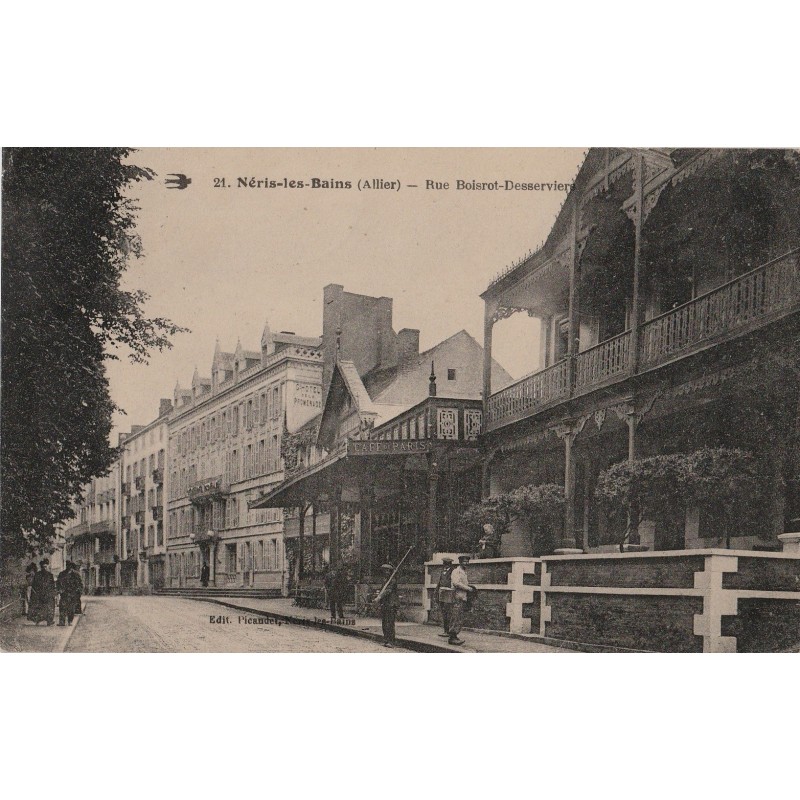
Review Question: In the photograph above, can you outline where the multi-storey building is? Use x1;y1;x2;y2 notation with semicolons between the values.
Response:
481;148;800;555
63;462;120;593
253;285;512;617
166;323;323;592
118;401;171;588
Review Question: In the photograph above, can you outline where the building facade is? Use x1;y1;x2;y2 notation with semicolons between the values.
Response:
254;285;512;617
118;401;171;589
481;148;800;555
165;324;323;592
63;462;120;593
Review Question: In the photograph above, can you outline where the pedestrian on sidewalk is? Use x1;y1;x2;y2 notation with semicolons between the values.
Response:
436;557;455;637
20;562;37;616
325;563;349;621
28;558;56;626
56;561;83;626
376;563;399;647
201;562;210;587
448;555;476;646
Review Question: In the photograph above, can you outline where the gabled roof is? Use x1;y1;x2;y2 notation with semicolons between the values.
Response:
317;360;378;449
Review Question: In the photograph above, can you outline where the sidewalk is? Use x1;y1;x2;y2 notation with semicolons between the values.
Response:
192;596;575;653
0;602;85;653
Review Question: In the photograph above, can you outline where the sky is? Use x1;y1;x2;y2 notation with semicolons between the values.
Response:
109;147;586;437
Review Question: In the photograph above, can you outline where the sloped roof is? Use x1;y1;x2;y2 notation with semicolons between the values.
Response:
273;333;322;348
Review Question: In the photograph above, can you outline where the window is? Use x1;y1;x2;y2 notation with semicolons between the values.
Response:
271;386;280;419
447;368;456;381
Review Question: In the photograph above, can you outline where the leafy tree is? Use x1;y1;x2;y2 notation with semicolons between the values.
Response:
595;447;762;550
459;483;565;556
1;148;187;562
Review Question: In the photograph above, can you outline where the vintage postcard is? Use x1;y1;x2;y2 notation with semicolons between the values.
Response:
2;147;799;653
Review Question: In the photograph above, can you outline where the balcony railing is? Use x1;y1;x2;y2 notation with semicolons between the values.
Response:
486;250;800;432
486;359;569;428
188;476;230;504
575;330;631;393
89;520;115;536
639;250;799;369
93;550;116;565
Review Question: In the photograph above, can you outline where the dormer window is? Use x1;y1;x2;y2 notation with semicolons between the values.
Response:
447;369;456;381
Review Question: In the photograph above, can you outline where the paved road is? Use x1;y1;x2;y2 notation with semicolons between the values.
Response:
65;596;405;653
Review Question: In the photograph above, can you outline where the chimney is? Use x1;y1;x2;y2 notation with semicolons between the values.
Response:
397;328;420;363
159;398;173;417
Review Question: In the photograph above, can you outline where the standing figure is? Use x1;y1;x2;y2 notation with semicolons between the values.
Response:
20;562;37;616
448;554;476;646
57;561;83;626
435;557;455;637
325;563;349;620
29;558;56;625
377;563;399;648
200;561;210;587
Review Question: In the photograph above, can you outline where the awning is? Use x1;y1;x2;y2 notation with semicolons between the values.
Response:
250;438;435;510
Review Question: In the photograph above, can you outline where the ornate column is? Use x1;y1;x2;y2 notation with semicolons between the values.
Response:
630;152;645;376
426;450;440;560
553;416;589;552
567;199;580;395
360;482;374;582
297;503;305;582
483;302;495;414
330;487;342;567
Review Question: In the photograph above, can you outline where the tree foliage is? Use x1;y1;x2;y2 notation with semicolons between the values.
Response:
595;447;762;549
459;483;565;556
1;148;187;560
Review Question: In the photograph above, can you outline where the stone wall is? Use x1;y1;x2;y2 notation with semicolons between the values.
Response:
423;550;800;651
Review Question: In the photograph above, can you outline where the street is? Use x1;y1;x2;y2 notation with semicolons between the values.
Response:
1;596;407;653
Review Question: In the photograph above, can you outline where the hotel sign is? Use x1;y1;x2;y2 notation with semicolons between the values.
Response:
347;439;430;456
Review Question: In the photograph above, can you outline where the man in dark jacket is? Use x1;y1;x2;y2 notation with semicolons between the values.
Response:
29;558;56;625
376;563;399;647
326;563;349;620
57;561;83;626
435;557;455;637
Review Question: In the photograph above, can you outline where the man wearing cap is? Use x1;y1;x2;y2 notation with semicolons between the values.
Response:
376;563;399;647
435;557;456;637
448;555;476;646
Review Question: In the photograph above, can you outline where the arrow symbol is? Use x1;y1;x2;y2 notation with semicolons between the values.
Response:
165;173;192;190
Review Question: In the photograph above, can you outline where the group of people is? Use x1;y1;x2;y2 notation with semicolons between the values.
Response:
319;555;477;649
21;559;83;627
377;554;477;648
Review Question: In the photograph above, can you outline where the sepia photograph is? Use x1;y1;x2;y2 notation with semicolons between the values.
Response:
2;146;799;654
3;7;800;799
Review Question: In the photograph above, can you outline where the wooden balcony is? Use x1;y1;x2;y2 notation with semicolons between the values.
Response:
486;359;569;429
575;330;631;393
639;250;799;369
486;250;800;432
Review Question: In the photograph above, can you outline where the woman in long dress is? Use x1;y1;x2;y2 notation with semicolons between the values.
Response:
28;559;56;625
